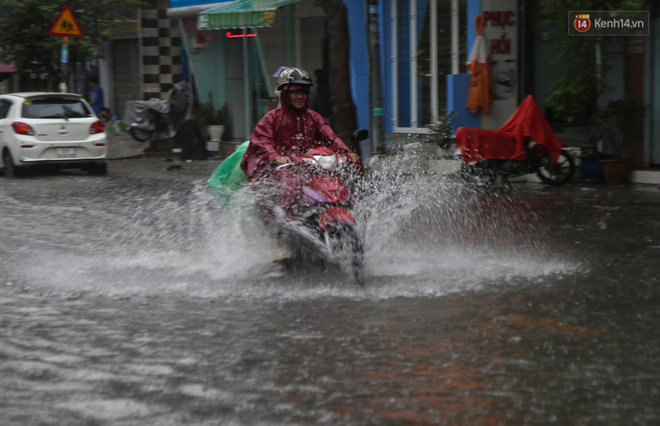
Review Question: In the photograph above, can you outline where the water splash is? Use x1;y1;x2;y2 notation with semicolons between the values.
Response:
5;166;580;301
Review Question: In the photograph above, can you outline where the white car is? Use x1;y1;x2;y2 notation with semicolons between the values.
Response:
0;92;108;177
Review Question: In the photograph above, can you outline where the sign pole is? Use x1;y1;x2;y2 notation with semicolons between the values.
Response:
367;0;384;153
48;4;84;93
60;37;69;92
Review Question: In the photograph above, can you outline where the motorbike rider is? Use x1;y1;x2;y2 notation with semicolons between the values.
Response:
240;67;360;220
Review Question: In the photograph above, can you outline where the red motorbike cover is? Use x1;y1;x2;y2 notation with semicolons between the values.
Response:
455;95;564;164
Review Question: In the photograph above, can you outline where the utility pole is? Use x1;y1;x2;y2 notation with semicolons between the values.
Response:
367;0;385;154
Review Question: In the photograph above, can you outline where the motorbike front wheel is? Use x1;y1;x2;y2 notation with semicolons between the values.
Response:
536;149;576;185
323;223;364;286
129;127;155;142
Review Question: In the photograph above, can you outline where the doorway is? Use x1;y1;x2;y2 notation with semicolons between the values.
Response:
111;38;141;119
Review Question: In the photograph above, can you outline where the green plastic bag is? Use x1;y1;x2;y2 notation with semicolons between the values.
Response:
207;141;249;206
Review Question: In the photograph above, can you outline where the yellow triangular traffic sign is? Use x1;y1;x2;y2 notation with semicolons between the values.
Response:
48;4;84;38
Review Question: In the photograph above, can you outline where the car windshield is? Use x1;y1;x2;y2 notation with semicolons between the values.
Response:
21;97;93;119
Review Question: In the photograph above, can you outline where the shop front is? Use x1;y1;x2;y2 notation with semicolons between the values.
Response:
169;0;329;141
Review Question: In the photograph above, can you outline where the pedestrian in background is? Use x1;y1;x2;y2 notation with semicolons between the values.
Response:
88;76;104;116
100;107;117;122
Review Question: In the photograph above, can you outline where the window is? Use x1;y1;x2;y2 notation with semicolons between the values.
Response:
0;99;12;119
21;97;93;119
389;0;464;133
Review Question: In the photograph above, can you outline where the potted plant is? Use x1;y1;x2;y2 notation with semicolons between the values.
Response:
194;102;227;142
420;111;458;153
404;111;460;174
593;98;646;184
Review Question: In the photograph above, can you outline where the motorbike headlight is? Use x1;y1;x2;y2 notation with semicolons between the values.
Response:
313;154;337;171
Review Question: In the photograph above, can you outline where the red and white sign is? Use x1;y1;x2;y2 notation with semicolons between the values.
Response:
48;4;84;38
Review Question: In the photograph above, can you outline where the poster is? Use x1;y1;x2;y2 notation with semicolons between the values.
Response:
481;0;519;130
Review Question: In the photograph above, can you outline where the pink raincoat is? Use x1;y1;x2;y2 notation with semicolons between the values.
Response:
240;91;354;218
241;91;353;180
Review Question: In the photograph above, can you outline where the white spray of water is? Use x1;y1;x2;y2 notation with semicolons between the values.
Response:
9;165;580;300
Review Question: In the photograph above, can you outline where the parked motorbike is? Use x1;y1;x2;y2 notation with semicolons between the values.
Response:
454;95;576;189
272;129;368;285
123;99;171;142
458;140;576;188
123;82;191;142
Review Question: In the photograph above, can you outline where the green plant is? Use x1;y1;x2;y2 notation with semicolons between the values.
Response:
193;102;227;128
193;102;212;129
215;103;228;125
420;111;457;151
545;37;607;125
594;98;646;158
542;0;645;125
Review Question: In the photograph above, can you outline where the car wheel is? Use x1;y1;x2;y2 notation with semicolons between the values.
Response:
2;150;19;178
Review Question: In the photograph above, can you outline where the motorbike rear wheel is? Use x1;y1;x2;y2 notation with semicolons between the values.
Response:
130;127;155;142
323;223;364;286
536;149;575;185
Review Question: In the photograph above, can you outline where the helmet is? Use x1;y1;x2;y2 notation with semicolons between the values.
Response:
277;67;313;91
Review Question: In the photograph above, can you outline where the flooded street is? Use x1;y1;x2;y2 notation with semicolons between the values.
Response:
1;158;659;425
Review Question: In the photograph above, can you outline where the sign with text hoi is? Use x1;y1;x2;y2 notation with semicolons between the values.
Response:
48;4;84;38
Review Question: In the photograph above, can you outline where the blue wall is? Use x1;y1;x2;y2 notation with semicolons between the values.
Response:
344;1;370;132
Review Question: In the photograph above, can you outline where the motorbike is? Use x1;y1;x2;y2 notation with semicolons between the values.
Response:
454;95;576;189
124;99;171;142
271;129;368;285
123;82;191;142
457;139;576;189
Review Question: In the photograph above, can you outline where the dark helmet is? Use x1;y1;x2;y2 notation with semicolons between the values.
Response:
277;67;314;91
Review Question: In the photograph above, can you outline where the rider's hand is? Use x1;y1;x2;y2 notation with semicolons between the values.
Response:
274;156;292;165
348;152;360;163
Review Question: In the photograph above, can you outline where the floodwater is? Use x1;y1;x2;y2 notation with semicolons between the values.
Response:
1;158;659;425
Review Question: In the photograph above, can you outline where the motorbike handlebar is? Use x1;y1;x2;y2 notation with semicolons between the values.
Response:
273;153;360;170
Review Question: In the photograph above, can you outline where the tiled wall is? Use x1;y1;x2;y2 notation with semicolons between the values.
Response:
141;0;183;99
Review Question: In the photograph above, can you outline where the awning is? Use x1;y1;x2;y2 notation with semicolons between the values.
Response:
198;0;300;30
0;62;16;74
167;1;233;19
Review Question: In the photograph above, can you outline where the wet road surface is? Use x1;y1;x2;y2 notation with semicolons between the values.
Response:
1;157;659;424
